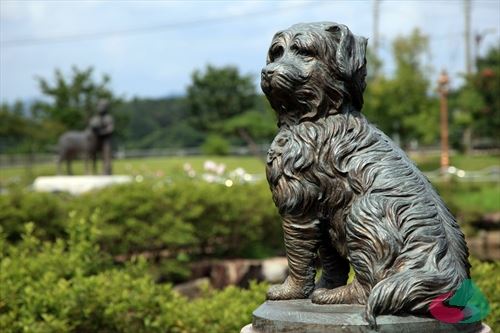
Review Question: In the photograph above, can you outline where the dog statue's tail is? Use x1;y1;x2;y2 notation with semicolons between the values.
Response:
364;266;466;329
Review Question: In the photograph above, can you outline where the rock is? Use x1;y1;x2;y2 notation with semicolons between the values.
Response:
173;278;210;299
466;231;500;260
210;259;263;289
262;257;288;283
188;257;288;289
473;212;500;230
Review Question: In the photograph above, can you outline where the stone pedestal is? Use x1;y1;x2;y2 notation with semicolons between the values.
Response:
33;175;132;195
241;300;490;333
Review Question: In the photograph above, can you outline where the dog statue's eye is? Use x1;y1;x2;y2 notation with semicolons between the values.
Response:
291;44;316;58
269;46;284;62
297;48;316;58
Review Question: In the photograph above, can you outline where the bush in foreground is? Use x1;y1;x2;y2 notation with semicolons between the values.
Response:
0;189;67;242
2;215;498;332
470;257;500;331
0;216;267;333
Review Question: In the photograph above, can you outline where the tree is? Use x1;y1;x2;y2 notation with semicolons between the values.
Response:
32;66;119;136
114;96;204;149
362;48;395;142
474;46;500;143
186;65;257;133
221;109;274;156
451;46;500;151
187;65;265;156
0;101;30;153
363;29;438;147
0;101;63;154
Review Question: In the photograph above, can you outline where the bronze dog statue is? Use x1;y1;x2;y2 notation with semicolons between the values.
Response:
57;127;99;175
261;22;470;328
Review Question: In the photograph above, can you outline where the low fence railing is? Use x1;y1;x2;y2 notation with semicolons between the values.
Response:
0;145;271;169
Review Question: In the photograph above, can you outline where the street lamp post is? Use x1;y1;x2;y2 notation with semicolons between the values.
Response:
437;70;450;174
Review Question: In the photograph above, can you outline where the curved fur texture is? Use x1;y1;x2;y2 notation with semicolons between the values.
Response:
261;22;470;329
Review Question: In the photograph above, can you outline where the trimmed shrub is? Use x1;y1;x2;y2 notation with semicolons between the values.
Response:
0;189;68;242
71;181;282;259
0;217;267;333
0;181;283;260
201;135;230;156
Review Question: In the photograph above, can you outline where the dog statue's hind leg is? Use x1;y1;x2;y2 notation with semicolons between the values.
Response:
267;217;322;300
312;196;401;305
312;220;373;306
315;224;350;290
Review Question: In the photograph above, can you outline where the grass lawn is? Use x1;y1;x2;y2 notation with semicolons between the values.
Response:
2;153;499;184
0;156;267;186
448;182;500;214
434;181;500;226
410;153;500;171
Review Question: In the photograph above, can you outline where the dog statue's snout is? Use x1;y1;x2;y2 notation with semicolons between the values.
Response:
261;68;274;81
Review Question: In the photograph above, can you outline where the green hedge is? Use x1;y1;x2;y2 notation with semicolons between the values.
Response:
74;181;282;258
2;180;496;254
0;189;68;242
1;180;497;256
0;217;267;333
0;181;283;260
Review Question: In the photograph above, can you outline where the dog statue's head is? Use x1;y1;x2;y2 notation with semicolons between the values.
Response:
261;22;367;125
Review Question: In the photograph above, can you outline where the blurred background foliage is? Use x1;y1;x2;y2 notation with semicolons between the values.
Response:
1;28;498;155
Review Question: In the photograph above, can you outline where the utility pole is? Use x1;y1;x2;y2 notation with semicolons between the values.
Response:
474;29;496;72
373;0;380;76
373;0;380;55
438;70;450;174
464;0;472;74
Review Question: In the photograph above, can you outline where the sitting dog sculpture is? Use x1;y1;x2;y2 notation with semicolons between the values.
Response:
261;22;470;328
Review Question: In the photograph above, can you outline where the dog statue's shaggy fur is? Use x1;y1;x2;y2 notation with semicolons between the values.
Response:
261;22;470;328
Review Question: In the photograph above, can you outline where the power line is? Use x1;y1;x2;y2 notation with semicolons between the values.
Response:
1;2;321;48
464;0;472;74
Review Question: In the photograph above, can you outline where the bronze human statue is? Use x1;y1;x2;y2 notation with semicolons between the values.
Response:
261;22;470;329
89;99;114;175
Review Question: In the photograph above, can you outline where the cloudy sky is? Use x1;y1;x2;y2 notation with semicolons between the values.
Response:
1;0;499;103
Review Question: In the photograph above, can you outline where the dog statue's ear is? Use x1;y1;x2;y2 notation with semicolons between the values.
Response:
326;24;367;110
326;24;366;79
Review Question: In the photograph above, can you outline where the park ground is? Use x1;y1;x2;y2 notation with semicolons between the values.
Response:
2;153;499;215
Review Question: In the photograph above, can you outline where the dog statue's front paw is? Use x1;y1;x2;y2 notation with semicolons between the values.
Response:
311;288;333;304
266;277;311;300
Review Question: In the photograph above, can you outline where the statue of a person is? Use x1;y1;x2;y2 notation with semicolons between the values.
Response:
89;99;114;175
